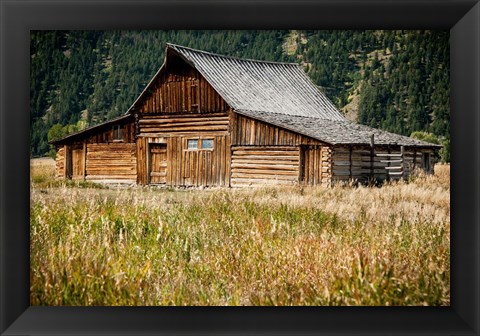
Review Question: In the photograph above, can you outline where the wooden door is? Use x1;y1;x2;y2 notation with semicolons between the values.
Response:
149;143;167;184
71;146;85;179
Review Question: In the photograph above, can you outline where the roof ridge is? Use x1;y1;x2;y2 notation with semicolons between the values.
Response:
167;43;301;66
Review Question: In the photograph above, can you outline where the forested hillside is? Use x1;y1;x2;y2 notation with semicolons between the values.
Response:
30;30;450;160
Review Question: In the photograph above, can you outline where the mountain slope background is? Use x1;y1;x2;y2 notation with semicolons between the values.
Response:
30;30;450;160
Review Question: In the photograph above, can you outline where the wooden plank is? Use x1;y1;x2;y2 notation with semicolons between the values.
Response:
385;166;403;170
375;153;402;157
231;173;298;180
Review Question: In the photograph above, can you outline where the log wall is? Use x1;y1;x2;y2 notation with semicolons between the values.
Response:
55;146;66;178
85;143;137;183
231;146;299;187
331;145;434;183
138;112;229;137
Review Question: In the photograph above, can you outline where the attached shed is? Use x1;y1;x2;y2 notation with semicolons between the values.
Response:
50;43;440;187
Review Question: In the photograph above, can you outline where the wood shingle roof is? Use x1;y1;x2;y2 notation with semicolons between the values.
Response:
236;110;441;148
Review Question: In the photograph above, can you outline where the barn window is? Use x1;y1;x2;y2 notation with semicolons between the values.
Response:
112;125;124;141
187;139;198;150
201;139;214;149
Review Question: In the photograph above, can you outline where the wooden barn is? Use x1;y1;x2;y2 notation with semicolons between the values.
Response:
50;43;441;187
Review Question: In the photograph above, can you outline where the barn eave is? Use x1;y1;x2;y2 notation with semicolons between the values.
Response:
48;114;133;145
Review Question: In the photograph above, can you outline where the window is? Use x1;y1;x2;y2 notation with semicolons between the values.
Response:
112;125;124;141
201;139;214;149
186;139;214;150
187;139;198;150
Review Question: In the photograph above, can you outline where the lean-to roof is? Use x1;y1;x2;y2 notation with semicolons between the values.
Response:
236;110;441;148
48;114;132;145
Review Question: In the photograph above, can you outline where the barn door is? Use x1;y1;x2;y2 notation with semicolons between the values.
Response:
149;143;167;184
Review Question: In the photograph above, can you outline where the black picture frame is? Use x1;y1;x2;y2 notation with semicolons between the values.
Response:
1;0;479;335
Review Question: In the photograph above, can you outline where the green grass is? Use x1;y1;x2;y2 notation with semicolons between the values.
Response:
30;160;450;306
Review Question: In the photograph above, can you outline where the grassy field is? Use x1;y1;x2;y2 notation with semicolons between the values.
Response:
30;158;450;306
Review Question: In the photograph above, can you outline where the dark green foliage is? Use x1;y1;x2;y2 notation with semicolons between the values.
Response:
30;30;450;161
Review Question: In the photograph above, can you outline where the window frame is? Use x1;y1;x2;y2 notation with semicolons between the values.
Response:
185;138;214;151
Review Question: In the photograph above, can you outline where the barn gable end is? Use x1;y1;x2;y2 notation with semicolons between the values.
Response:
132;51;232;186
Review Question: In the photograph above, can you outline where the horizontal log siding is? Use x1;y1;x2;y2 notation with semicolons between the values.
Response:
331;146;434;183
138;59;228;114
138;113;229;137
232;113;323;146
231;146;299;187
55;146;65;178
86;143;136;183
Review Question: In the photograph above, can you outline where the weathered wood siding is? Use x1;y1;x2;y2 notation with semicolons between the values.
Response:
71;143;85;180
85;143;137;183
84;122;135;144
331;145;434;183
300;145;332;186
137;55;228;114
134;55;232;187
137;135;230;187
149;144;168;184
232;113;322;146
54;117;136;182
135;112;231;187
231;113;332;186
231;146;299;187
138;113;229;137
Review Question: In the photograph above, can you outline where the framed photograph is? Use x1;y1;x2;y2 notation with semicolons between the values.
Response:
1;0;479;335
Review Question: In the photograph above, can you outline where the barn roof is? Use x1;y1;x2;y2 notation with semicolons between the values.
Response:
167;44;345;120
236;110;442;148
48;114;132;145
127;43;345;121
158;44;439;148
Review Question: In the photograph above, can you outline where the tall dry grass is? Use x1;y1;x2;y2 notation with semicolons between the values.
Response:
30;159;450;306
